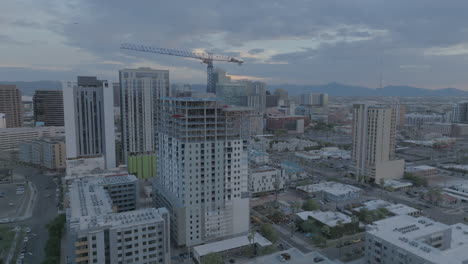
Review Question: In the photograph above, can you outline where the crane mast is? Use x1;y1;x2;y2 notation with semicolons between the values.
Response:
120;43;243;93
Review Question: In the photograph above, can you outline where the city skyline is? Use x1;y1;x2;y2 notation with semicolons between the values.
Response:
2;1;468;89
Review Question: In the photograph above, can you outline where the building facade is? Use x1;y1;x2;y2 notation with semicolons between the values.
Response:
153;97;250;247
63;76;116;170
67;175;170;264
249;166;285;196
0;126;64;151
120;68;170;178
266;116;310;134
299;93;328;106
33;90;64;126
18;138;66;170
352;104;404;183
0;85;23;128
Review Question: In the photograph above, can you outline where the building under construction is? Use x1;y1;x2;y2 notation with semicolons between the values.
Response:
153;95;254;246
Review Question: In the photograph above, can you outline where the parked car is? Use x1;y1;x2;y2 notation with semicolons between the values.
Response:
313;257;324;262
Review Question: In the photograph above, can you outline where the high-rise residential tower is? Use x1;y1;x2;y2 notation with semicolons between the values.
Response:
153;96;250;247
299;93;328;107
119;68;170;178
352;104;404;183
0;85;23;128
63;76;116;170
33;90;64;126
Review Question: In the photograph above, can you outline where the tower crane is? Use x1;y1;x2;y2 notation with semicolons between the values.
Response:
120;43;243;93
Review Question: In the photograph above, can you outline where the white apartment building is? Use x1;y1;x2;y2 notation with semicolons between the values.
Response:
153;96;250;247
119;68;170;165
249;166;285;195
63;76;116;171
0;126;64;151
66;175;170;264
352;104;405;183
365;215;468;264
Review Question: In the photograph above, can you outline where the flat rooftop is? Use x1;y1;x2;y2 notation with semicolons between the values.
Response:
193;233;272;258
367;215;468;264
250;166;278;173
86;208;168;230
384;179;413;189
406;165;437;172
354;200;420;216
68;174;138;230
297;182;361;196
296;211;352;227
244;247;337;264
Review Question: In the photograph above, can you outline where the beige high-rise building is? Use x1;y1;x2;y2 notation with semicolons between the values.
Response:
352;104;404;183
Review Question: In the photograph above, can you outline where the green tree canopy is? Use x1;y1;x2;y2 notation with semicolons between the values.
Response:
202;252;223;264
302;199;319;211
259;224;279;243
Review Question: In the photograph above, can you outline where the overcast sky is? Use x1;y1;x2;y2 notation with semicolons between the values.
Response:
2;0;468;89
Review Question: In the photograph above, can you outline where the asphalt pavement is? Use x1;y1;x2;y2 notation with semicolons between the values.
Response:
3;166;59;264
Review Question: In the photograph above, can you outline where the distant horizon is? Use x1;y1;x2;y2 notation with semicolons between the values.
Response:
1;79;467;92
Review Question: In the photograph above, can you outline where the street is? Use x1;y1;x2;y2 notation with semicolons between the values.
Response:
3;166;59;264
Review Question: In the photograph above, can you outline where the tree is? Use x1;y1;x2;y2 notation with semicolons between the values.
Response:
302;199;319;211
273;177;281;208
202;252;223;264
42;214;66;264
260;224;279;243
426;188;443;204
404;172;428;187
379;178;385;187
247;228;257;256
301;219;319;233
271;210;285;223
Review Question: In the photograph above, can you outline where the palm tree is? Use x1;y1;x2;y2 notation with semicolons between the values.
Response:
248;228;257;256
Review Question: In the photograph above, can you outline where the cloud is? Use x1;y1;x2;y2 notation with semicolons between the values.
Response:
0;35;28;45
2;0;468;89
248;49;265;54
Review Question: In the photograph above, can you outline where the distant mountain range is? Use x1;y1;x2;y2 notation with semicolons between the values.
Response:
2;80;468;97
190;82;468;97
267;83;468;97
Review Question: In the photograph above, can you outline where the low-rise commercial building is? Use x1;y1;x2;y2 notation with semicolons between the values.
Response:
354;200;421;217
365;215;468;264
296;211;358;238
66;175;170;264
0;126;64;151
244;248;336;264
193;233;272;264
297;182;362;202
406;165;438;178
383;179;414;191
249;149;269;165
